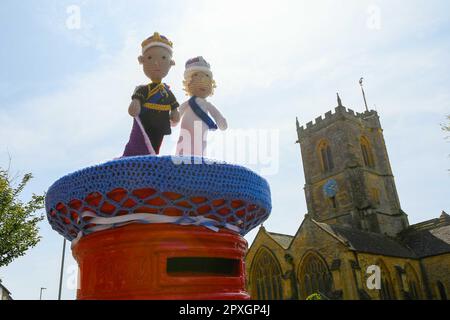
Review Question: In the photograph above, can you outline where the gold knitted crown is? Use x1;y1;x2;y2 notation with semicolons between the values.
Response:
141;32;173;52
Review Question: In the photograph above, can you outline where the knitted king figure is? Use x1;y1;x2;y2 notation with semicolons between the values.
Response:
174;57;227;157
123;32;180;156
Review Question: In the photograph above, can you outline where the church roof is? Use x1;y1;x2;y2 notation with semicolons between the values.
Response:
258;214;450;259
312;220;417;258
266;231;295;249
0;279;12;296
400;223;450;258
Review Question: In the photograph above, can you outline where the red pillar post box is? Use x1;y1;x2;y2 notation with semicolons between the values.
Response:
46;156;271;300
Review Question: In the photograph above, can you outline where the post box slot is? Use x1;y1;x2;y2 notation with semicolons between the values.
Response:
167;257;240;276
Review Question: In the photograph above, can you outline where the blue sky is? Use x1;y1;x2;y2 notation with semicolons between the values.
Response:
0;0;449;300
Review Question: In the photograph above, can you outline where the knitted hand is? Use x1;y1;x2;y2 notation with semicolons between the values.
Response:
217;117;228;130
170;108;180;124
128;99;141;117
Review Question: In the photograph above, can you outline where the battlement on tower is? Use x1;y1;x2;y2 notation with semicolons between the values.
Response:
297;105;381;138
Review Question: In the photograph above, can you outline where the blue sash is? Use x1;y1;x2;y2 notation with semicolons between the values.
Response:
148;84;170;104
189;96;218;130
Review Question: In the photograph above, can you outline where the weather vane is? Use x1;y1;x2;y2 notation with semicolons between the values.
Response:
359;77;369;112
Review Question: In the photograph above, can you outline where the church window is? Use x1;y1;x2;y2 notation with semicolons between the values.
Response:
405;264;420;300
298;252;332;299
251;248;283;300
318;140;334;173
381;278;395;300
437;281;447;300
409;281;419;300
360;136;375;168
378;261;396;300
330;196;337;209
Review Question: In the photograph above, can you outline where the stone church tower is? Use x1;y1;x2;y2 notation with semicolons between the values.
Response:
296;95;409;236
245;93;450;300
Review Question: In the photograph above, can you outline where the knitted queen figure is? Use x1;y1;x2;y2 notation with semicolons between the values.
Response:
175;57;227;157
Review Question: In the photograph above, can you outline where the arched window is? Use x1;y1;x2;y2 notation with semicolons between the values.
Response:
329;196;337;209
298;252;332;299
437;281;447;300
360;136;375;168
251;248;283;300
405;264;421;300
378;260;396;300
317;140;334;173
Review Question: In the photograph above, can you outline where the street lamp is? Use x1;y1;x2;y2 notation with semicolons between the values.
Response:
39;287;46;300
58;238;67;300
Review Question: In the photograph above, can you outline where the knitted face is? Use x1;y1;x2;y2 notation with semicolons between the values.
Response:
187;71;213;98
138;46;174;83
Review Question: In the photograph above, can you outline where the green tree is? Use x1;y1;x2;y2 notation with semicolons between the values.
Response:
306;293;323;300
442;115;450;135
0;168;45;268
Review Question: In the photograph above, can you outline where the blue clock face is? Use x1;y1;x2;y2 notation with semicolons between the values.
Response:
323;179;338;198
